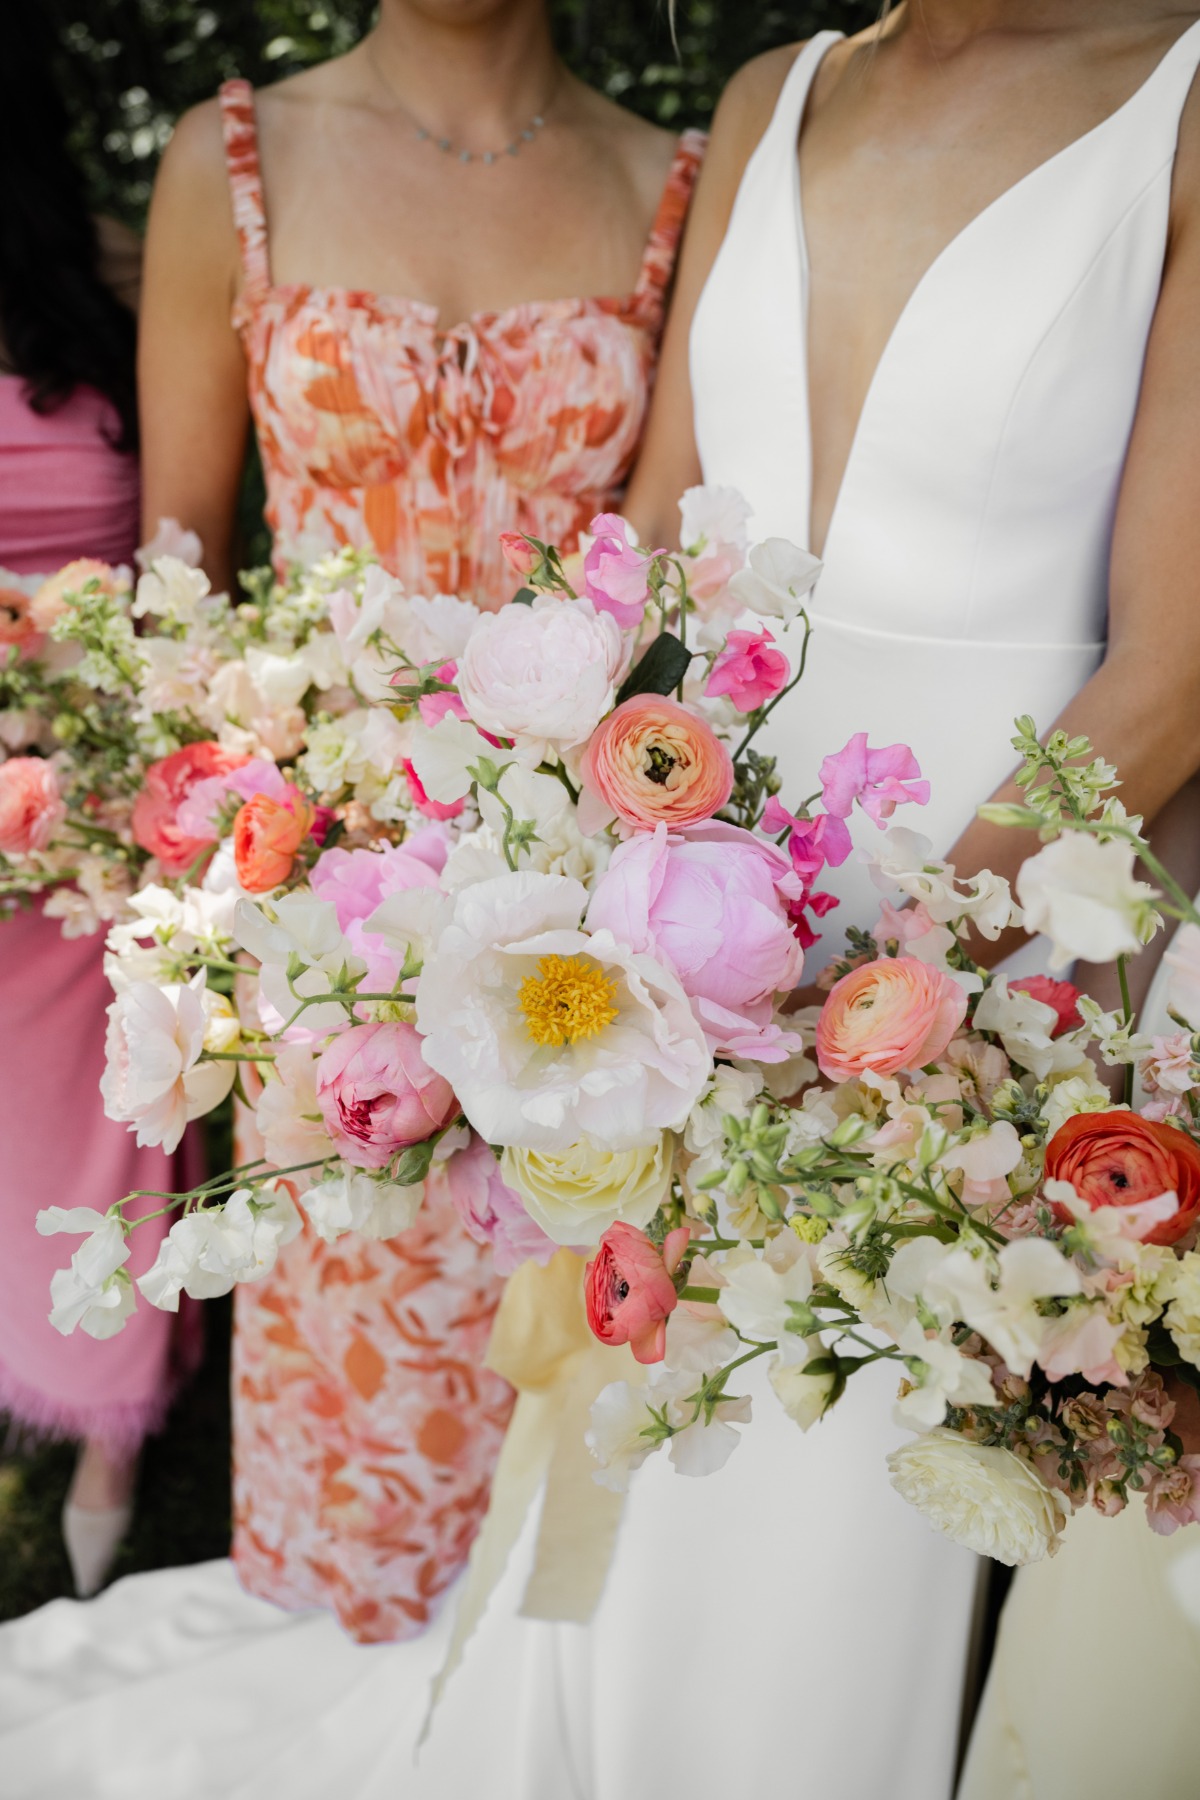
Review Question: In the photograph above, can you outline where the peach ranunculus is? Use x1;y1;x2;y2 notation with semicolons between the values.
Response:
585;1220;692;1365
0;586;44;659
232;787;316;893
580;694;734;832
1045;1111;1200;1248
815;955;969;1082
29;558;122;632
0;756;66;855
131;742;251;876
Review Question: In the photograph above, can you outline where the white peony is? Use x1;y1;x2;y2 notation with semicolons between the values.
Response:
973;978;1089;1081
100;975;235;1152
415;871;711;1151
1016;833;1159;973
39;1210;135;1339
887;1430;1071;1564
456;595;627;754
500;1135;673;1246
728;537;822;622
301;1170;424;1243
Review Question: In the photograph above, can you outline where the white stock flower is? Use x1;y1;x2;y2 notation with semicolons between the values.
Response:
1016;833;1159;973
717;1241;813;1340
728;538;822;622
39;1211;135;1338
895;1321;997;1430
887;1431;1070;1565
302;1170;424;1243
1039;1071;1114;1142
415;871;711;1151
456;595;627;754
100;975;235;1152
1164;1251;1200;1366
973;978;1088;1081
924;1239;1082;1377
132;555;210;623
500;1135;673;1246
137;1185;301;1310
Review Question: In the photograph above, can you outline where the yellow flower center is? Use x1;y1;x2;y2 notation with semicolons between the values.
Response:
519;954;619;1048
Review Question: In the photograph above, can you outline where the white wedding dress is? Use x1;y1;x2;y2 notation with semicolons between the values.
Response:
5;24;1200;1800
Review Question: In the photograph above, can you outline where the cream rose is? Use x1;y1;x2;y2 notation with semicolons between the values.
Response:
501;1134;673;1246
887;1430;1071;1565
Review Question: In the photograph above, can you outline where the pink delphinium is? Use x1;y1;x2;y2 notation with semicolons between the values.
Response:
819;732;930;824
315;1020;458;1170
435;1132;556;1275
704;626;790;714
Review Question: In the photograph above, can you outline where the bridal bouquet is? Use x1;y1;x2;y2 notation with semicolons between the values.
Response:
578;723;1200;1566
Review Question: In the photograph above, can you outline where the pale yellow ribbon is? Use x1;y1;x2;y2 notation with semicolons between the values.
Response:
421;1249;639;1739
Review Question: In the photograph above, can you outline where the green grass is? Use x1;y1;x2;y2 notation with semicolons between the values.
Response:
0;1296;233;1621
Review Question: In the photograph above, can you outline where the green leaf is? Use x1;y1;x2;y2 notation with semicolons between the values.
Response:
510;587;536;606
390;1139;439;1186
615;631;693;704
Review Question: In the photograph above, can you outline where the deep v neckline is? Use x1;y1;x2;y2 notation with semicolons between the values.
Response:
793;18;1200;561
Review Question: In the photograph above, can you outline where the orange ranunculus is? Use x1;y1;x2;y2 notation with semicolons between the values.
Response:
1045;1111;1200;1248
233;788;315;893
815;955;968;1082
579;693;733;831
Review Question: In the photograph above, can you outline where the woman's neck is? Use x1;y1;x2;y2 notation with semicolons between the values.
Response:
364;2;561;142
885;0;1159;56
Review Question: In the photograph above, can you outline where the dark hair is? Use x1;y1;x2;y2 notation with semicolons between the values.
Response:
0;1;138;449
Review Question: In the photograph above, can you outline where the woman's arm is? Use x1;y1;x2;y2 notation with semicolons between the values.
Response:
138;100;251;593
623;49;803;548
943;86;1200;975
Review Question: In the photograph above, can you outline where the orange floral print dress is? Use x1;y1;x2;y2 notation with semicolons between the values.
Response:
219;80;704;1644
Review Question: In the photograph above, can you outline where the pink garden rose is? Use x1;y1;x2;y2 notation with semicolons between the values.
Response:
704;626;790;713
819;733;930;824
315;1020;458;1170
587;821;805;1058
232;787;315;893
0;756;66;854
580;694;734;832
498;532;539;580
582;512;655;628
1010;974;1083;1037
131;742;251;876
585;1220;691;1364
816;955;968;1082
434;1132;556;1275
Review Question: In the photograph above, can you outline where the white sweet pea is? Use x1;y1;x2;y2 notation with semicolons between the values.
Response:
234;893;364;1036
895;1320;998;1430
667;1387;752;1477
1045;1178;1180;1260
1016;833;1159;973
937;1120;1024;1208
868;830;1019;937
408;714;510;806
136;517;203;571
137;1185;301;1310
586;1379;663;1492
717;1242;814;1340
100;975;235;1151
254;1042;335;1180
39;1212;134;1339
662;1308;740;1375
973;978;1089;1081
132;555;210;623
209;658;307;761
679;485;751;560
302;1171;426;1243
924;1239;1082;1377
769;1333;838;1430
728;538;822;622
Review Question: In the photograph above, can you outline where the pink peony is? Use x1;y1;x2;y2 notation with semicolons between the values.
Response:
0;756;66;854
816;955;968;1082
585;1221;691;1364
580;693;733;832
315;1020;458;1170
586;821;805;1059
1010;974;1083;1037
819;733;930;824
582;513;655;628
132;742;251;876
435;1132;557;1275
704;626;790;713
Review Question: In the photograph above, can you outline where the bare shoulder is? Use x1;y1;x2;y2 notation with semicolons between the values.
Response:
564;80;681;219
93;214;142;312
155;95;233;207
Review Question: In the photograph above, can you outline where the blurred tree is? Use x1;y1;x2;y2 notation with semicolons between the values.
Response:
50;1;879;222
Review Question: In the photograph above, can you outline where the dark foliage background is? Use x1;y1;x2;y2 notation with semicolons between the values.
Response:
51;1;880;223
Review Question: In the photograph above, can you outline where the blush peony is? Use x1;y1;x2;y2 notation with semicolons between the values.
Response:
815;956;968;1082
0;756;66;854
580;694;734;833
1045;1111;1200;1247
315;1020;459;1171
232;787;316;893
132;742;251;876
585;1221;691;1364
432;1132;557;1274
455;594;626;753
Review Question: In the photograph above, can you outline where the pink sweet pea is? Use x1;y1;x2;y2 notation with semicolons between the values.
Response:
403;757;465;822
582;512;655;629
704;626;790;713
315;1020;458;1170
819;733;930;824
585;1221;691;1364
762;796;852;879
786;886;839;950
434;1132;557;1275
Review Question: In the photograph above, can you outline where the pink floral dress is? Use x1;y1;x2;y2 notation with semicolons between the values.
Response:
219;79;704;1643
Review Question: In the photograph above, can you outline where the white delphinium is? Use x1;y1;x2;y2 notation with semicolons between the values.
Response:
100;974;236;1151
1016;833;1159;972
887;1432;1070;1565
37;1209;135;1339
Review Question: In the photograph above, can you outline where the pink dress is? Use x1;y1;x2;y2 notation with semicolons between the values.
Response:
219;79;704;1643
0;378;184;1450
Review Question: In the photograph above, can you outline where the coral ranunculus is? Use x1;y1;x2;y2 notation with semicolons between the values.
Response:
0;756;66;854
815;955;968;1082
131;742;251;876
0;586;44;658
580;694;734;832
1045;1111;1200;1247
585;1220;691;1364
232;788;315;893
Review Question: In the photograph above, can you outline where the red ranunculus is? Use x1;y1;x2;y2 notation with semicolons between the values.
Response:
585;1221;691;1365
1045;1111;1200;1247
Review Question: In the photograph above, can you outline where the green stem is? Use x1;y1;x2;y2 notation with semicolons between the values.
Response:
1118;952;1135;1106
203;1049;277;1062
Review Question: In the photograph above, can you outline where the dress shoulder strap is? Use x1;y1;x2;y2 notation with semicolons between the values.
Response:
218;79;271;299
630;128;708;331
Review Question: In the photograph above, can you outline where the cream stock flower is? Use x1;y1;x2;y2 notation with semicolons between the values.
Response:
501;1135;673;1247
887;1431;1070;1565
